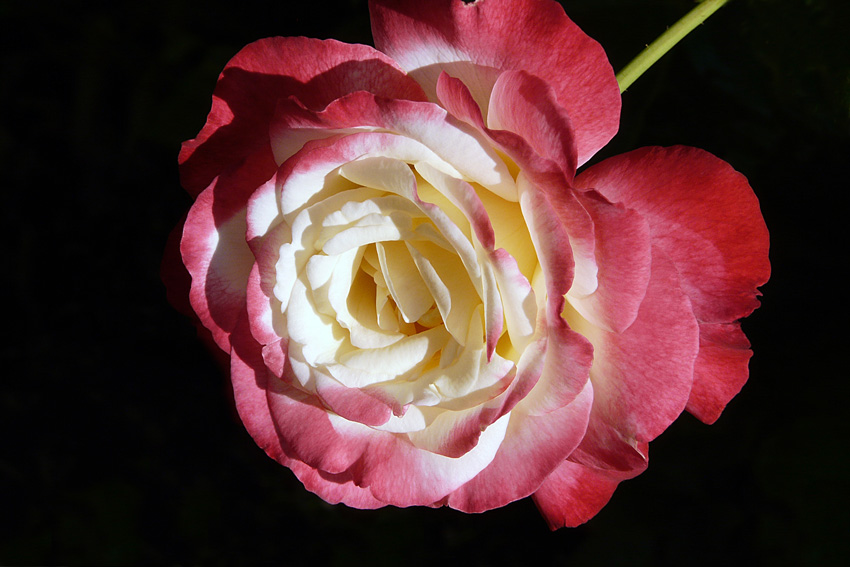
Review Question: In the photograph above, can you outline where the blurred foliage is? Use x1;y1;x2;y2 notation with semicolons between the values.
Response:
2;0;848;565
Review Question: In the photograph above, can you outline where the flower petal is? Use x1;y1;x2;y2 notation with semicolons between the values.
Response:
576;145;770;325
376;240;434;323
447;379;594;513
271;91;515;199
370;0;620;164
567;191;652;333
532;459;625;529
180;165;265;351
687;321;753;424
265;378;510;506
565;248;699;473
180;36;427;196
517;175;574;313
487;69;577;181
230;313;387;508
577;146;769;423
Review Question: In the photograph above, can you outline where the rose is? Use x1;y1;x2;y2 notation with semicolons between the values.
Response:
167;0;769;527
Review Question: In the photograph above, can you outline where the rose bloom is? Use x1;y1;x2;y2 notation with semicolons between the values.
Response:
167;0;769;527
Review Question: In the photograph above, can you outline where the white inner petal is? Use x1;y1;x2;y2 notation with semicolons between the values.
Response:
405;239;480;345
279;134;463;218
430;305;513;399
376;240;435;324
344;267;406;349
320;215;404;255
492;251;537;353
286;279;345;367
335;324;451;379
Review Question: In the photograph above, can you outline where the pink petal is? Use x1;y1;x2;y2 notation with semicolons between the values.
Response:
406;368;516;458
487;70;577;181
576;145;770;325
532;459;625;529
180;159;270;352
240;176;291;356
264;365;511;506
566;248;698;475
270;90;514;199
520;316;595;417
162;217;232;372
370;0;620;164
357;412;511;507
435;71;567;191
180;36;427;197
245;230;290;346
686;322;753;424
586;248;699;441
245;172;285;247
265;379;370;476
577;146;769;423
445;317;594;512
285;464;387;509
310;372;397;427
447;379;594;513
569;191;652;333
433;71;488;131
228;313;288;468
230;313;386;509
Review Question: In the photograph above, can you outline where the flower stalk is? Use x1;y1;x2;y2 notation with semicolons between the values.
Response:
616;0;732;92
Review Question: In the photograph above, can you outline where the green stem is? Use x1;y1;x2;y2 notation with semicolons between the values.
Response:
616;0;732;93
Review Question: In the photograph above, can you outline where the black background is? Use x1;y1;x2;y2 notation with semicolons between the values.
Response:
3;0;848;564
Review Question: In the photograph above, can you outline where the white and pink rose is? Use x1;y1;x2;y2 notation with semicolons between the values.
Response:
167;0;769;527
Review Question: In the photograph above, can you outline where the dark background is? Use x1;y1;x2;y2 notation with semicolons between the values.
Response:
3;0;848;564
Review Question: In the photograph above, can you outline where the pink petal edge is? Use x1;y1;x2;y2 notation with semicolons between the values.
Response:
370;0;620;164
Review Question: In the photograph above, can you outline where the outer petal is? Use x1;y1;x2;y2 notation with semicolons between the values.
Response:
180;36;428;196
245;228;289;346
686;322;753;424
447;380;594;513
576;146;770;325
230;313;386;508
180;160;270;351
532;459;626;529
370;0;620;164
447;318;595;512
269;90;515;200
569;191;652;334
286;465;387;509
265;380;510;506
565;248;699;472
576;146;770;422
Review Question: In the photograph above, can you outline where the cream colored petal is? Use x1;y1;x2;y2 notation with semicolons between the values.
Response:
285;279;345;366
406;240;480;345
376;240;435;323
429;305;514;400
336;324;451;377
